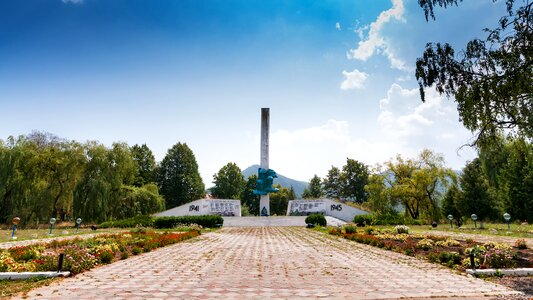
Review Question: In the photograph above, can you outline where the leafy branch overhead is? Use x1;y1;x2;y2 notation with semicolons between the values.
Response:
416;0;532;143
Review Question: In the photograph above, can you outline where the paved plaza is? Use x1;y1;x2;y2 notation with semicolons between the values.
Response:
16;226;520;299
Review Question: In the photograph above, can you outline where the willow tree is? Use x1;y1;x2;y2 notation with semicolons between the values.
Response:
416;0;532;143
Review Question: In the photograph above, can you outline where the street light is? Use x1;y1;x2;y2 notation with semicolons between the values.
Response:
447;214;453;229
471;214;478;229
49;218;56;236
76;218;82;233
503;213;511;231
11;217;20;239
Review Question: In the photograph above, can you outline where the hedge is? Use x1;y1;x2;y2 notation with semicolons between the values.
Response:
153;215;224;229
99;215;154;228
305;214;327;226
100;215;224;229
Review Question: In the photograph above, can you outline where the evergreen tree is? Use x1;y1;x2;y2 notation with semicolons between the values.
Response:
442;184;462;227
211;162;245;199
302;175;323;199
157;143;205;208
131;144;157;187
458;158;499;224
323;166;342;199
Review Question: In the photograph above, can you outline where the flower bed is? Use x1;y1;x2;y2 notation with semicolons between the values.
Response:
328;226;533;271
0;230;199;275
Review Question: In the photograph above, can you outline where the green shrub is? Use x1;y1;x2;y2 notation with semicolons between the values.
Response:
372;213;405;225
99;215;154;228
99;251;114;264
344;225;357;234
153;215;223;229
305;214;327;226
120;251;129;260
364;226;375;235
438;251;461;266
131;247;142;255
353;214;373;226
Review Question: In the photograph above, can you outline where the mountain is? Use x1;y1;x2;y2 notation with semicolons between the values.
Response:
242;165;308;198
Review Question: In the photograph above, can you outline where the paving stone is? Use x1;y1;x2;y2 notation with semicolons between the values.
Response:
13;227;522;299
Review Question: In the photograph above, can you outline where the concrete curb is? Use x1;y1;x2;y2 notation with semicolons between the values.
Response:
466;268;533;276
0;271;70;280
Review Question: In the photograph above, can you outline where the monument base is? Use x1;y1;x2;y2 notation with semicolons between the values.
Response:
259;194;270;216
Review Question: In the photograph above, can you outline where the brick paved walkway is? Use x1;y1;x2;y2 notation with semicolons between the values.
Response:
17;227;520;299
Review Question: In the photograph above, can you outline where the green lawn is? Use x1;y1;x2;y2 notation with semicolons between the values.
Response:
0;227;121;244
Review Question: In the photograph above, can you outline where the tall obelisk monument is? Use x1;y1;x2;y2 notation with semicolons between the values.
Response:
259;108;270;216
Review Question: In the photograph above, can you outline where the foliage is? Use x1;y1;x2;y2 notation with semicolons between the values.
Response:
99;215;154;228
416;0;533;143
441;184;463;227
514;239;528;249
343;225;357;234
305;214;327;226
211;162;245;199
367;149;453;222
269;184;295;215
458;158;500;222
131;144;157;187
156;142;205;209
323;166;342;199
417;238;435;250
340;159;369;203
395;225;410;234
302;174;323;199
353;214;374;226
240;174;260;216
0;230;199;275
153;215;223;229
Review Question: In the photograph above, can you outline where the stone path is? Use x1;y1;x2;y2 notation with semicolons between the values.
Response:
223;216;347;227
16;227;520;299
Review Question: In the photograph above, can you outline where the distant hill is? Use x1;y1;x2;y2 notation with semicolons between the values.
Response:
242;165;308;198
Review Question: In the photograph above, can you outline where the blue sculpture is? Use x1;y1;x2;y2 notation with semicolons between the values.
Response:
253;168;279;195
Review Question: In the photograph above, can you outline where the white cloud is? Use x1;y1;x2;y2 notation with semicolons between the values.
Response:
347;0;408;71
62;0;83;4
265;83;476;181
335;22;341;30
340;69;368;90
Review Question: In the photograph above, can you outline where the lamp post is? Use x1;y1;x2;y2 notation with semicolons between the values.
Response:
503;213;511;232
49;218;56;236
76;218;82;233
447;214;453;229
11;217;20;239
471;214;478;229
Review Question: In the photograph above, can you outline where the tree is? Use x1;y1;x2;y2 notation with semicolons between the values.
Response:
131;144;157;187
441;184;462;227
416;0;533;143
269;184;295;215
384;149;453;221
457;158;499;224
364;166;397;216
340;158;369;203
73;142;137;222
302;175;323;199
211;162;245;199
157;142;205;208
240;174;260;216
323;166;342;199
497;138;533;222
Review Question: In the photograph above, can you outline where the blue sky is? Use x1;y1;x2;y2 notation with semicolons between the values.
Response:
0;0;505;184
